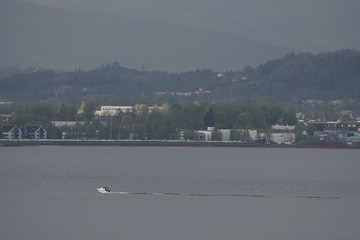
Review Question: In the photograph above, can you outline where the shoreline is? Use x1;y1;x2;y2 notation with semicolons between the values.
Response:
1;139;359;149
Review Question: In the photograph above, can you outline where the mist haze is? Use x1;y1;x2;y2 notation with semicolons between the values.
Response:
1;0;359;71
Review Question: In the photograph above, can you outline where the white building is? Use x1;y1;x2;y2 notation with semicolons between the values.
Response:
250;125;295;144
94;106;134;116
254;131;295;144
94;105;161;117
51;121;87;127
194;125;295;144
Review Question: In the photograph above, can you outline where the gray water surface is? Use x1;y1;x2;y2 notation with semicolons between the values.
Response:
1;146;359;240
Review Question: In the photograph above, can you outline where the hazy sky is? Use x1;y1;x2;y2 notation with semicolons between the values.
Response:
2;0;359;71
21;0;360;51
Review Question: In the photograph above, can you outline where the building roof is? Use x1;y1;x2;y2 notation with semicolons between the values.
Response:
2;125;16;132
25;126;41;133
338;110;358;116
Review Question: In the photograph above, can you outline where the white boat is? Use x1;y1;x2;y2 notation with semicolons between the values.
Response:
97;186;111;193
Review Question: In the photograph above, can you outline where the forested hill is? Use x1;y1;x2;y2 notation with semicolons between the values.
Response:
252;49;360;100
0;49;359;103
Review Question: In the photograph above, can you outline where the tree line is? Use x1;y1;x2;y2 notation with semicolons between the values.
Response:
1;102;299;140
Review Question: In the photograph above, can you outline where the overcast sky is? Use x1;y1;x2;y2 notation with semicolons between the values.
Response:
2;0;359;71
22;0;360;51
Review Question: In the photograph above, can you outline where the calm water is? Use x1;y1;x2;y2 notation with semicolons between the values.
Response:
1;146;359;240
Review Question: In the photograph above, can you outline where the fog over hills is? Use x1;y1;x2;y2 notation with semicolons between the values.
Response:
1;0;359;71
22;0;360;52
0;0;288;72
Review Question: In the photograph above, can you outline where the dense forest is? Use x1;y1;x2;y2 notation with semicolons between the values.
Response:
1;49;360;105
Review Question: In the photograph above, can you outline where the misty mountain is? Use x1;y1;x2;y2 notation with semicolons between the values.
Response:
0;0;287;72
1;49;359;103
22;0;360;53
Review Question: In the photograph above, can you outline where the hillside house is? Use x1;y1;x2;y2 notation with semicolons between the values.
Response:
338;110;359;121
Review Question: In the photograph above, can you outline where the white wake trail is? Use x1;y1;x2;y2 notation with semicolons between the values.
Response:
97;188;340;200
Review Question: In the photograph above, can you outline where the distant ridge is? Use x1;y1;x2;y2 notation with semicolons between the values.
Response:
0;49;359;102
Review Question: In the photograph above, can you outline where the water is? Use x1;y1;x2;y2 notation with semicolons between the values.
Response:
1;146;359;240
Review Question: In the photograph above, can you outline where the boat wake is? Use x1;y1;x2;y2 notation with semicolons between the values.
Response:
109;191;266;198
97;187;340;200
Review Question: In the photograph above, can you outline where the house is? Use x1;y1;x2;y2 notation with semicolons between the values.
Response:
216;73;231;81
195;127;230;141
196;127;213;141
25;126;47;139
2;125;48;139
2;125;23;139
312;131;340;142
338;110;358;121
296;112;306;120
0;113;13;122
195;131;210;141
